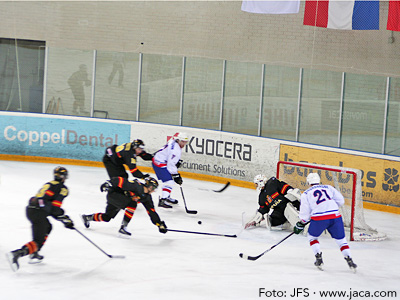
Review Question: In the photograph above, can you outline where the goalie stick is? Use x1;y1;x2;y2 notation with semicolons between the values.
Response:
198;181;231;193
74;228;125;259
168;229;237;238
180;186;198;214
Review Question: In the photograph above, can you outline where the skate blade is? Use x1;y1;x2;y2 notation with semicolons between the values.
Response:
5;253;18;272
28;259;43;265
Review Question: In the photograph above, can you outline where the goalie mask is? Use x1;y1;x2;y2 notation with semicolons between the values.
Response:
307;173;321;185
253;174;267;190
54;166;68;181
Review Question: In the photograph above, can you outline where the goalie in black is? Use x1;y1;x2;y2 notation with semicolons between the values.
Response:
244;175;302;230
81;176;167;236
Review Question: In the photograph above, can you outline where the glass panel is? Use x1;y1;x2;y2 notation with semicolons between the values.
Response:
341;73;386;153
0;38;45;113
222;60;261;135
386;77;400;156
46;47;93;116
261;65;299;140
182;57;223;130
299;69;342;147
140;54;182;125
94;51;139;120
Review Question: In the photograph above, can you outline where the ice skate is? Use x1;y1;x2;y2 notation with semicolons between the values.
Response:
119;226;132;236
81;214;91;228
164;196;178;205
6;249;25;272
158;198;173;208
28;251;44;264
314;252;324;270
345;256;357;273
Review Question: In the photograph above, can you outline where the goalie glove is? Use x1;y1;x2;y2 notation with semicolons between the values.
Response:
172;173;183;185
100;180;113;192
285;188;301;202
56;215;75;229
293;220;307;234
157;221;168;234
244;211;264;229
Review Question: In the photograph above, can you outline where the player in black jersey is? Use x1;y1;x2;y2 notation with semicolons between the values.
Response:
245;175;301;230
81;176;167;236
103;139;153;180
6;167;74;272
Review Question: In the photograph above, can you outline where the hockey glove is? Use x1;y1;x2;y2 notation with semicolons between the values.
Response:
157;221;168;234
176;159;183;169
100;180;113;192
57;215;75;229
244;211;264;229
286;188;302;202
293;220;307;234
172;173;183;185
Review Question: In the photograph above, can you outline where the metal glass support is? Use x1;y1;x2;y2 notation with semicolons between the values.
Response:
338;72;345;148
295;68;303;142
258;64;265;136
90;50;97;118
42;46;49;113
136;52;143;121
382;77;390;154
180;56;186;126
219;60;226;131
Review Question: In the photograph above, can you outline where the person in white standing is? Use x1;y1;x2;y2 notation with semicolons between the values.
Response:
152;132;189;208
293;172;357;272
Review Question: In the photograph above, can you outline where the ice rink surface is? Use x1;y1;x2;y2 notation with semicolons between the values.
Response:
0;161;399;300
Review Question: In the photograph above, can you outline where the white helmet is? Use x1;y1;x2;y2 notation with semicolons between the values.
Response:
175;132;189;142
253;174;267;190
307;173;321;185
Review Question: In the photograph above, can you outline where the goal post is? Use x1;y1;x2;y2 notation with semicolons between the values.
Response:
276;161;386;241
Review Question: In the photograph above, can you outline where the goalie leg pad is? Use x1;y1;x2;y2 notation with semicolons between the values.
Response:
284;202;300;227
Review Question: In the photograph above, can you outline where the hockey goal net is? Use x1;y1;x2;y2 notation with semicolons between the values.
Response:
277;161;386;241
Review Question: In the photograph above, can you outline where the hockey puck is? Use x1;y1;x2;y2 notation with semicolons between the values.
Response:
198;221;202;225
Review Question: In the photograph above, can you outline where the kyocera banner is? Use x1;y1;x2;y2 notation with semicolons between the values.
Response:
0;114;130;161
129;122;282;182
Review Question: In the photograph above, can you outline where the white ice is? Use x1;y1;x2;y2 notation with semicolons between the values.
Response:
0;161;399;300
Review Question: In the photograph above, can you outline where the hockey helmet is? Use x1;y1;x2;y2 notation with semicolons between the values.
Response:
145;176;159;192
174;132;189;142
54;166;68;181
253;174;267;190
132;139;145;149
307;173;320;185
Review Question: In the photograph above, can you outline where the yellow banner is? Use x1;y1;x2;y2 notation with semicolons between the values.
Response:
280;145;400;206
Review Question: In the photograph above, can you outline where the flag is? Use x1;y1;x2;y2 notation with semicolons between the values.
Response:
241;1;300;14
387;0;400;31
303;0;379;30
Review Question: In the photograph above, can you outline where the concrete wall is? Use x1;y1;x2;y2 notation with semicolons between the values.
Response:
1;1;399;77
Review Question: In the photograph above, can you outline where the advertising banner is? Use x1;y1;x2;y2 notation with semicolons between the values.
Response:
280;144;400;206
130;122;282;182
0;113;130;161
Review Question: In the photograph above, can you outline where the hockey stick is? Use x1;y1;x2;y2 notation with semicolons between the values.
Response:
239;232;295;261
198;182;231;193
74;228;125;259
180;186;198;214
168;229;237;238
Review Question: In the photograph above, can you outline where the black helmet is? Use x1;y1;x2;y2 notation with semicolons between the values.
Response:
54;166;68;181
144;176;158;191
132;139;145;149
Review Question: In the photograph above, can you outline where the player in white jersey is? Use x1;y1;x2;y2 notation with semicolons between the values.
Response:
152;132;189;208
293;173;357;272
